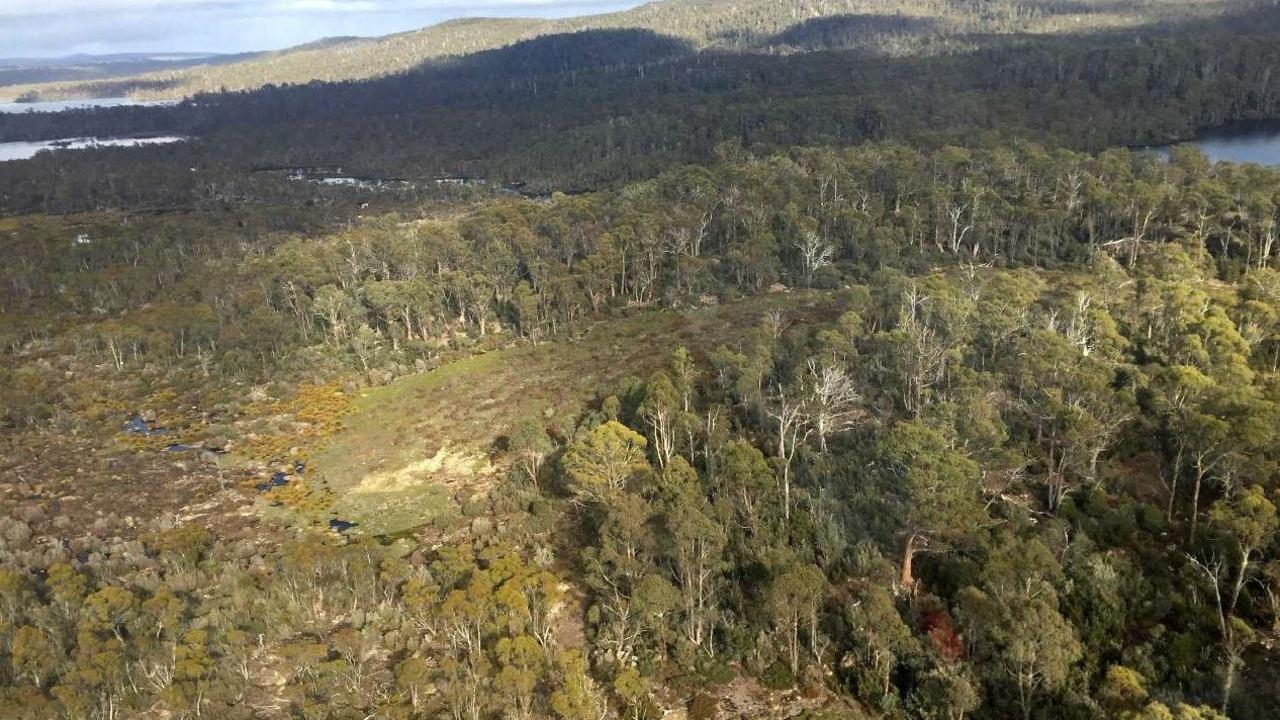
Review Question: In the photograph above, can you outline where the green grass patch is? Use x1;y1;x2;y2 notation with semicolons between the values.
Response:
311;292;840;535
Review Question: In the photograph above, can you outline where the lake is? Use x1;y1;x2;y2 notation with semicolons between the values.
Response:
0;97;176;114
1147;120;1280;166
0;136;188;162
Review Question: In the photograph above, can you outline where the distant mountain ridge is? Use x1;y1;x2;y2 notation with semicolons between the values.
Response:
0;51;249;90
0;53;221;68
1;0;1256;101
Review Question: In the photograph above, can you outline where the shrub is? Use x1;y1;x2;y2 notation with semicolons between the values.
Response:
760;660;795;691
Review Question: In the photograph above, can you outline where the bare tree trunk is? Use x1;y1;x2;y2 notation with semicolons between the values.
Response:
789;614;800;677
900;534;919;589
782;460;792;522
1222;652;1239;716
1018;676;1032;720
1190;459;1207;543
1166;443;1183;523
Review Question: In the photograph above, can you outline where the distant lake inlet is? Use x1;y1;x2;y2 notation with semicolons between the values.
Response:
0;97;176;114
1143;120;1280;166
0;136;188;162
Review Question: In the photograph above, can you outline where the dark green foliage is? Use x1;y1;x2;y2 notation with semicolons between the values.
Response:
5;4;1280;716
5;2;1280;215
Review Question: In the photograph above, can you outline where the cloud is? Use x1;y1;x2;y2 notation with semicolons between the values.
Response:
0;0;641;57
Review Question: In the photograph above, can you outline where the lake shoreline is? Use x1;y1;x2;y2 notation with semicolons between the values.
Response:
0;135;189;162
1134;118;1280;166
0;97;178;114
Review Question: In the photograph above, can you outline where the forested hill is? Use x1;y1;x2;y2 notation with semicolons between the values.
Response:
4;0;1254;101
5;2;1280;216
7;138;1280;719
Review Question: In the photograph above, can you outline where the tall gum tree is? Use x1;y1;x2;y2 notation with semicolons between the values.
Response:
877;421;985;590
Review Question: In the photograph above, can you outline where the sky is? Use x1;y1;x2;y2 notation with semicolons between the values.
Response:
0;0;644;58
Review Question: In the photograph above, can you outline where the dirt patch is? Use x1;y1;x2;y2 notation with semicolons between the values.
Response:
327;444;492;535
0;429;268;545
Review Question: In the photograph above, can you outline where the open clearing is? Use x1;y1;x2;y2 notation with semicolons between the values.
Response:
310;292;841;535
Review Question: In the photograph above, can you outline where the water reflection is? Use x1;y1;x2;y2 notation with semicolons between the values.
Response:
1146;120;1280;166
0;136;187;162
0;97;175;114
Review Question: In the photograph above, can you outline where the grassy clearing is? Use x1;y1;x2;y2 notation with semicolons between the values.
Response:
311;292;841;535
327;445;486;535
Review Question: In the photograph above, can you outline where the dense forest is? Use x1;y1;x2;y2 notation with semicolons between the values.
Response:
4;1;1280;216
5;140;1280;718
4;1;1280;719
